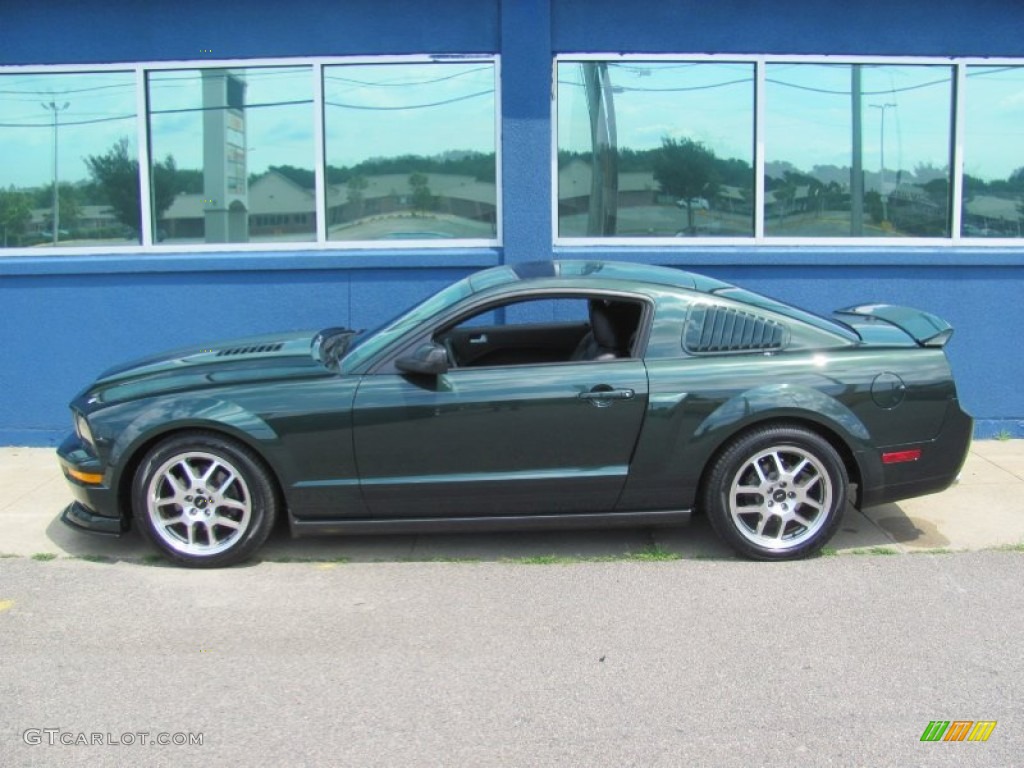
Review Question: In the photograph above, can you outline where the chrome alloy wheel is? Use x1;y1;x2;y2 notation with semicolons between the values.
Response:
727;445;833;551
145;451;252;556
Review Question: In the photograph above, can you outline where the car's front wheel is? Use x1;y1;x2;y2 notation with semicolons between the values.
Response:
702;425;848;560
132;432;278;567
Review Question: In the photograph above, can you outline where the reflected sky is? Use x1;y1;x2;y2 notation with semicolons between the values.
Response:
323;62;495;168
558;61;754;164
765;64;953;182
147;66;314;175
963;66;1024;182
0;71;137;188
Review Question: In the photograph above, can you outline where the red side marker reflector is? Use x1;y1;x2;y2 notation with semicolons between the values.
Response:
882;449;922;465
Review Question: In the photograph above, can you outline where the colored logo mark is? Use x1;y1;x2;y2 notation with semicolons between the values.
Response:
920;720;997;742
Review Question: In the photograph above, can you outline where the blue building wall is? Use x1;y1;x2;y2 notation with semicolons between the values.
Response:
2;0;1022;444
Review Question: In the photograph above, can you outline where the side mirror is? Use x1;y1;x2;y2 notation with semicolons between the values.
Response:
395;342;449;376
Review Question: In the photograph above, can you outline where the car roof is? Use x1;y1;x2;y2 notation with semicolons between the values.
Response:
468;260;857;341
509;260;732;293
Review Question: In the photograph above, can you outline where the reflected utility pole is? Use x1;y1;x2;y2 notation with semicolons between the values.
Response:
42;100;69;245
850;66;863;236
582;62;618;236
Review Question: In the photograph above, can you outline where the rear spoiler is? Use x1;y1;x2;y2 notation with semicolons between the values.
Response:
835;304;954;347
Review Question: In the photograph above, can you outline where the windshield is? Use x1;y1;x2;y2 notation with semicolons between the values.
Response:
341;278;474;373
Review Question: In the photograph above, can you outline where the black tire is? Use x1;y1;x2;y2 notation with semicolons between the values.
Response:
702;425;848;560
132;431;279;568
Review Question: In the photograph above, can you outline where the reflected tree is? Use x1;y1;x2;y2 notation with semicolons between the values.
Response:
653;137;718;234
408;173;435;214
86;138;180;234
0;188;32;246
347;175;368;219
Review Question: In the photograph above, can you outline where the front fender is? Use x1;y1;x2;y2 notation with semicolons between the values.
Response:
94;395;280;509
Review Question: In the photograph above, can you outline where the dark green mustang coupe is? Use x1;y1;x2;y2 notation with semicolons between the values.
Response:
59;261;972;567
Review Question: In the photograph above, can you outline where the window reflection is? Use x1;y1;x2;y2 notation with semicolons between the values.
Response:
147;66;315;244
557;61;755;238
322;62;497;241
0;71;138;248
962;66;1024;237
765;64;954;237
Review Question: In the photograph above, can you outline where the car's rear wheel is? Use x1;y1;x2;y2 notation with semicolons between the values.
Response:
132;432;278;568
702;425;848;560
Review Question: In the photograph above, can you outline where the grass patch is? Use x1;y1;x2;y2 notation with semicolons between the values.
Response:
426;556;482;563
262;555;350;564
996;429;1013;441
31;552;58;562
908;548;954;555
624;546;682;562
818;547;839;557
506;546;682;565
992;542;1024;553
73;554;112;563
0;553;20;559
848;546;900;556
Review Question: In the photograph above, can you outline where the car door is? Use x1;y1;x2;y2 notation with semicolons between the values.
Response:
351;359;648;518
349;295;650;518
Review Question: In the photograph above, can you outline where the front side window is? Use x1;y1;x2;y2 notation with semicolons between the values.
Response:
962;66;1024;238
0;71;138;248
323;61;497;242
147;65;315;244
765;63;954;238
557;61;755;239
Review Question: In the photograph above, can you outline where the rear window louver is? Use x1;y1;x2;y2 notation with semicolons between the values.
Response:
215;343;284;357
684;305;787;354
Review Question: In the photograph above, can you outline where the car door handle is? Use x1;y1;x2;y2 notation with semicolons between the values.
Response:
578;387;635;405
469;334;488;344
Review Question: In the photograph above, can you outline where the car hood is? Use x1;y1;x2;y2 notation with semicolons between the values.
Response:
79;330;334;407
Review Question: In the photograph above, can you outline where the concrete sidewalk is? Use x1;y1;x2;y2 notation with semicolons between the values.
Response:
1;441;1022;562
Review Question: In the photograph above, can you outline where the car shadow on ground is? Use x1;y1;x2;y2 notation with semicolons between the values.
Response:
42;499;932;566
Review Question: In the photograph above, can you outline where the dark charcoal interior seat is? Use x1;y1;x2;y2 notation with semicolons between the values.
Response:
570;300;640;361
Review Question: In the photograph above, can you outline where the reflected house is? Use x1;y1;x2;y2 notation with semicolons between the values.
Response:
159;169;496;239
27;205;119;237
558;160;756;219
764;185;811;218
326;172;496;229
557;159;660;218
963;195;1023;236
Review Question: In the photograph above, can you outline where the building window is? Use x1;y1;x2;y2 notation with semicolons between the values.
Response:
322;61;497;241
0;70;138;248
556;61;754;239
556;55;1022;245
962;66;1024;238
765;63;954;238
147;65;316;244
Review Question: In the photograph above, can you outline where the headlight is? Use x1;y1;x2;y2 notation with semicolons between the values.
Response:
73;411;95;448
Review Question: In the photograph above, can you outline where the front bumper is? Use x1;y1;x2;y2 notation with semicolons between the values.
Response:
61;501;126;536
56;432;126;536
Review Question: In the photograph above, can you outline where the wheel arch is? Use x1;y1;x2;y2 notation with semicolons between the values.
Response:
695;415;865;511
114;422;286;526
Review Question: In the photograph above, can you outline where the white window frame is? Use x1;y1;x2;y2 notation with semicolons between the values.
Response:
0;54;502;256
552;53;1024;248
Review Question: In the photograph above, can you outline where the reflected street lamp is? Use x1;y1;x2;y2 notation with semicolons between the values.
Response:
870;102;896;223
42;100;69;245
